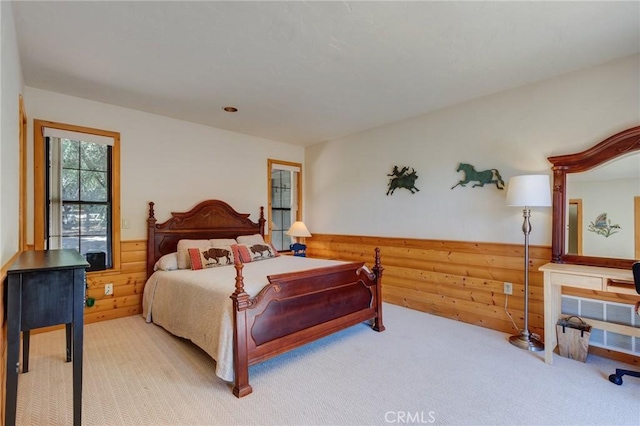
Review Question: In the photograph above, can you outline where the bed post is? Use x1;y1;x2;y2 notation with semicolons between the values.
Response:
372;247;385;332
146;202;157;279
230;263;252;397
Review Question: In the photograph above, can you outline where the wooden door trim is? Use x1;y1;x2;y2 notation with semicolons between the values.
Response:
569;198;583;256
267;159;302;244
19;95;27;250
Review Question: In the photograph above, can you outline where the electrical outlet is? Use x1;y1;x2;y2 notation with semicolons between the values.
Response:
104;283;113;296
503;282;513;295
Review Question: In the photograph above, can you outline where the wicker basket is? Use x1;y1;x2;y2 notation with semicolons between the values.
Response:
556;315;592;362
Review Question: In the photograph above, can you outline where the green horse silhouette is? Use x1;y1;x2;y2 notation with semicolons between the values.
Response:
451;163;505;190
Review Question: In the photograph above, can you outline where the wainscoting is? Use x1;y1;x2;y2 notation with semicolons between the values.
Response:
307;234;640;365
1;234;637;415
306;234;550;338
84;240;147;324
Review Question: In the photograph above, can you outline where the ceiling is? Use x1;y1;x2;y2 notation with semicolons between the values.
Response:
12;1;640;146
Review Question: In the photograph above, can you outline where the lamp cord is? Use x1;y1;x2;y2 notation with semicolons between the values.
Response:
504;294;520;331
504;293;542;340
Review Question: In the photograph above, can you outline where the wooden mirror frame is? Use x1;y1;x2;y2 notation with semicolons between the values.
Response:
548;126;640;269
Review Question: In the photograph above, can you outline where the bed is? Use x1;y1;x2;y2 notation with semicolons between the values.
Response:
143;199;385;397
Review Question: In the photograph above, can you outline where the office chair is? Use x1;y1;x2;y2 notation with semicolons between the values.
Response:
608;262;640;385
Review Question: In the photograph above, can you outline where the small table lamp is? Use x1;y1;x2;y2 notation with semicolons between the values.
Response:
506;174;551;351
286;221;312;257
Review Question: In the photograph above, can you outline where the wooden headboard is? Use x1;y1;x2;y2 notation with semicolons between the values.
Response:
146;200;265;278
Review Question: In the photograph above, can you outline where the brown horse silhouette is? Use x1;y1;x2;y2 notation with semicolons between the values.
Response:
202;248;231;265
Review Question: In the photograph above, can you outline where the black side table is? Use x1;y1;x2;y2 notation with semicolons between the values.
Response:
5;249;89;426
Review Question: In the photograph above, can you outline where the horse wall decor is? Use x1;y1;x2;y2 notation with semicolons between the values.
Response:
387;166;420;196
451;163;505;190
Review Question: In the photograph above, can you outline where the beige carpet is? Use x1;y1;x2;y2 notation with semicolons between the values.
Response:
16;303;640;425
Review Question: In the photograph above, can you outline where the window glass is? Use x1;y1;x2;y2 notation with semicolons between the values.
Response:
50;137;112;265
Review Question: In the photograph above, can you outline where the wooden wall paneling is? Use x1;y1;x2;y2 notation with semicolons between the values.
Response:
85;271;147;290
307;234;551;339
121;261;147;274
84;306;142;324
589;347;640;367
83;240;146;322
85;294;142;315
120;249;146;263
308;233;640;364
86;283;145;301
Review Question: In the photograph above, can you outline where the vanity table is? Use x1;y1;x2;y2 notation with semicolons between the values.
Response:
540;262;637;364
542;125;640;365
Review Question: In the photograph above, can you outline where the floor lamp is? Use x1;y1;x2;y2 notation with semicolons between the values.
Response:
506;175;551;351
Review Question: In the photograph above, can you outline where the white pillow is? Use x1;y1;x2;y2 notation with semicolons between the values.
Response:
176;239;212;269
154;252;178;271
209;238;237;246
236;234;266;246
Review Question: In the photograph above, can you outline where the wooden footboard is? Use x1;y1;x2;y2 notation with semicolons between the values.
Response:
231;248;384;397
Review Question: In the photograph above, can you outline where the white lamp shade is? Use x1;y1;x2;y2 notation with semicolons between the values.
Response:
506;175;552;207
286;221;312;237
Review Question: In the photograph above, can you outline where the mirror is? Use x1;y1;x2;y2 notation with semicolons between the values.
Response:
566;153;639;259
548;126;640;269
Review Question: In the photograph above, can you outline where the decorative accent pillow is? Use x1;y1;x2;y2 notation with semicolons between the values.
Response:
188;246;236;270
233;243;278;263
177;238;238;269
177;239;211;269
153;252;178;271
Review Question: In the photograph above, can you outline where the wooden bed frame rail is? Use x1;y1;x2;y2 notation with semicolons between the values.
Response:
146;200;384;398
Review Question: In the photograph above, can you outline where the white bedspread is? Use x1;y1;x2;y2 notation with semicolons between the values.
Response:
142;256;345;381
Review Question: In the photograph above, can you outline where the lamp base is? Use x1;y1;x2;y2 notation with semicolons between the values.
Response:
509;330;544;352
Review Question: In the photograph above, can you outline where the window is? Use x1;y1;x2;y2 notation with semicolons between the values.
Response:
267;160;302;251
34;120;121;270
51;138;111;261
271;169;292;250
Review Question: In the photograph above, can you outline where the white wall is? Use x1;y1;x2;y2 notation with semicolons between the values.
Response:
306;54;640;246
1;1;24;266
24;88;304;241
